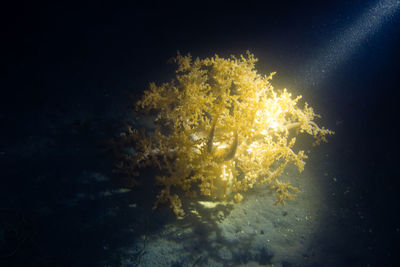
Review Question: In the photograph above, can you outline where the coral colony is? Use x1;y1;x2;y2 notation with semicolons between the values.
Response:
111;52;334;218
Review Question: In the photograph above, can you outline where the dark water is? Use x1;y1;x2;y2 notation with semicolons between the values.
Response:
2;1;400;266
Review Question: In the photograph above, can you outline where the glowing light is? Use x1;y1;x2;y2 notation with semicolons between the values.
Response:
254;97;287;132
216;142;228;149
267;118;280;131
221;164;228;181
300;0;400;86
246;142;260;154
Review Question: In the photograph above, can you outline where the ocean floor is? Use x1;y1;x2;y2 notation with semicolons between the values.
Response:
0;94;371;267
114;150;337;267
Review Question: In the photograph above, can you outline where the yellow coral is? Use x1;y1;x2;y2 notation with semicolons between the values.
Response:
117;51;334;217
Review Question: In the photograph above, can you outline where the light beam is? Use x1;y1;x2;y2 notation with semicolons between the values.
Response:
299;0;400;88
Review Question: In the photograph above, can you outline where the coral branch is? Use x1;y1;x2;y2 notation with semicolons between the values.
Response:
112;51;334;217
